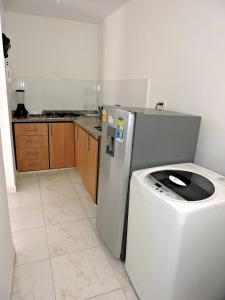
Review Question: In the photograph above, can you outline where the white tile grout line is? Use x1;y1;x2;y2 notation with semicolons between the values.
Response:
123;284;140;300
38;173;57;300
14;244;103;268
65;170;129;288
12;170;133;300
10;215;90;233
84;288;126;300
65;170;129;292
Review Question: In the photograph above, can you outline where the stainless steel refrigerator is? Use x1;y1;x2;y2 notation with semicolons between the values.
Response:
96;105;201;260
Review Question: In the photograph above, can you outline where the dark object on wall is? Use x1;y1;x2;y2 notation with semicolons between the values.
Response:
2;34;11;58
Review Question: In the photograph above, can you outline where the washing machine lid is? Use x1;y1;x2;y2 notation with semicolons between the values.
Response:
149;170;215;201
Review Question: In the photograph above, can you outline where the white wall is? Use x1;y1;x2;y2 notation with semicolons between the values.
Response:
0;0;5;29
5;12;99;80
0;2;16;191
0;131;15;300
0;5;15;294
4;12;99;111
100;0;225;175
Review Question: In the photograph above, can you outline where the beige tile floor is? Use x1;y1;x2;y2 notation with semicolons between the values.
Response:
8;169;139;300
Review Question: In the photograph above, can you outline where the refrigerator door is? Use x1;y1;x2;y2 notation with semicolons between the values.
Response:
96;106;135;258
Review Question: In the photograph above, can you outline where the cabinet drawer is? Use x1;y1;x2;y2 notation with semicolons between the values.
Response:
15;123;48;136
16;147;49;160
16;136;48;148
17;159;49;172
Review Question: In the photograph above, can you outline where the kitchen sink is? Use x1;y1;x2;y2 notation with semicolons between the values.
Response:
94;126;102;132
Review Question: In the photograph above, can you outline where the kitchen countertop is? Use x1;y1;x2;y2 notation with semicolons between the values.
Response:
12;115;83;123
74;117;102;140
12;115;102;140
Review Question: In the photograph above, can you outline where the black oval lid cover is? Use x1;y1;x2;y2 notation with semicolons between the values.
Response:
150;170;215;201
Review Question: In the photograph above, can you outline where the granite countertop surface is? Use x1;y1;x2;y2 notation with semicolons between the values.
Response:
74;117;102;140
12;115;82;123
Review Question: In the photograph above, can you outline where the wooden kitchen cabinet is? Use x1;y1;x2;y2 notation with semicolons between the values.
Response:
14;122;99;188
14;123;49;172
77;126;99;203
49;122;75;169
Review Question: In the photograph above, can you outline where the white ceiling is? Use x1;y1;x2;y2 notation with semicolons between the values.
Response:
3;0;129;24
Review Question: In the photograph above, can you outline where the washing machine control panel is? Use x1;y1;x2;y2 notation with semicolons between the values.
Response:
144;175;184;200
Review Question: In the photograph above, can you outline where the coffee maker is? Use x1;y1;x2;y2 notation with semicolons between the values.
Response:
14;89;28;118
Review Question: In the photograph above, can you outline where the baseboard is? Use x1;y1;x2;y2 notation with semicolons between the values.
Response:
8;247;16;300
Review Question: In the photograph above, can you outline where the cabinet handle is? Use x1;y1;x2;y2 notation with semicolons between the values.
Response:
50;124;52;136
75;127;78;140
24;128;37;131
25;140;39;143
26;152;38;155
87;136;90;151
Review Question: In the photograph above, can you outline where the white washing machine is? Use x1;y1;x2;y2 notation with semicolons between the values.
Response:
125;163;225;300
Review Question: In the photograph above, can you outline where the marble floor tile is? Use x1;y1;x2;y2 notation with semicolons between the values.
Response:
90;289;127;300
16;175;39;191
17;172;38;177
51;247;120;300
46;219;100;257
39;171;71;187
40;184;78;204
13;227;49;266
80;195;97;218
12;259;55;300
10;171;140;300
89;217;103;244
123;285;139;300
73;182;90;197
66;168;82;184
43;200;87;226
103;246;130;288
10;205;44;232
8;189;42;209
89;217;97;231
66;168;79;175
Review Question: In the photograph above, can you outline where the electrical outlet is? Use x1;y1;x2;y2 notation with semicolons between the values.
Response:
155;101;167;110
162;101;167;109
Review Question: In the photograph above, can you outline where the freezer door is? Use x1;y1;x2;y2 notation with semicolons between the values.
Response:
96;106;135;258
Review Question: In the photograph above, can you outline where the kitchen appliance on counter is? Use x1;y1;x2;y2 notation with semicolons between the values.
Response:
96;105;201;260
13;90;28;118
44;111;83;119
126;163;225;300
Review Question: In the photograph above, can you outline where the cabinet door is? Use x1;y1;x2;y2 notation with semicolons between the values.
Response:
78;128;88;186
74;124;79;168
87;135;99;203
64;123;75;168
49;123;74;169
14;123;49;172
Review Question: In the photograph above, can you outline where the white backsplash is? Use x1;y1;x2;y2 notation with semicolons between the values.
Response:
8;77;150;113
9;77;100;113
